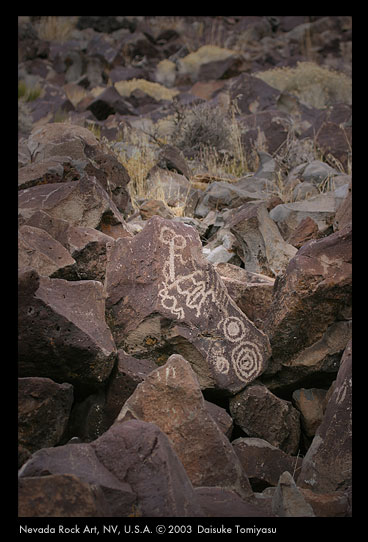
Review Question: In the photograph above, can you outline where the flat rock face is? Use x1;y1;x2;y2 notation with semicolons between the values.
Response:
118;354;253;499
105;216;271;394
18;269;116;397
297;341;352;493
229;384;301;455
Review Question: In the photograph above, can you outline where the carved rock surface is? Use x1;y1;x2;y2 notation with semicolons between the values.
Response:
105;216;271;394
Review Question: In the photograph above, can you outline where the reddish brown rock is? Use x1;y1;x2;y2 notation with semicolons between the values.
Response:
229;384;301;455
18;175;132;239
105;216;271;394
18;474;110;517
215;263;274;330
87;86;137;120
263;225;352;390
25;210;114;281
272;471;315;517
292;388;327;438
232;437;303;491
297;341;352;493
229;202;297;278
194;487;274;517
227;72;280;114
118;354;254;500
287;216;321;248
18;377;74;459
299;487;350;517
18;440;136;517
18;269;116;397
102;350;157;430
18;224;77;279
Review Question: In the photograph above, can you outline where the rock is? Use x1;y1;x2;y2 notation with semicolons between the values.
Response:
18;377;74;459
25;210;113;281
269;193;338;241
146;167;192;208
214;263;274;330
87;86;138;120
287;216;321;249
292;388;327;438
18;269;116;398
139;199;174;220
20;123;132;215
105;216;271;394
299;487;350;517
157;144;192;178
177;45;242;84
334;178;352;231
92;420;203;517
102;350;157;430
297;341;352;493
229;384;301;455
227;72;280;114
194;487;274;517
18;474;110;517
18;440;137;517
118;354;253;500
240;110;292;156
18;225;77;279
229;202;297;277
18;176;132;239
194;181;265;218
204;400;233;439
264;225;352;388
232;437;303;491
272;471;315;517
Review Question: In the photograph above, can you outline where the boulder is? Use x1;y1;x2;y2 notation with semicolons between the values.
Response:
18;269;116;397
18;225;77;279
87;85;138;120
118;354;253;500
227;72;280;114
333;178;352;231
297;341;352;493
240;110;292;156
177;45;242;83
272;471;315;517
292;388;327;438
269;193;339;241
102;350;157;430
229;202;297;277
214;263;274;330
229;384;301;455
18;377;74;460
194;487;274;517
25;210;113;281
18;176;132;240
194;181;265;219
18;474;110;517
20;123;132;215
105;216;271;394
18;439;137;517
232;437;303;491
263;225;352;391
19;419;203;517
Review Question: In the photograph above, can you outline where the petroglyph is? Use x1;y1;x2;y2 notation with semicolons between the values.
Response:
156;222;265;383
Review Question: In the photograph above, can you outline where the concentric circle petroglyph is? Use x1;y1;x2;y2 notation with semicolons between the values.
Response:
232;342;262;382
219;316;246;343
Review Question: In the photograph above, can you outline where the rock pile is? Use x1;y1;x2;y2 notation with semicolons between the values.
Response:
18;16;352;517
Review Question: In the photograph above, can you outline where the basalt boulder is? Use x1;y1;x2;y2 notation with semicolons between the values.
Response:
104;216;271;395
18;268;116;398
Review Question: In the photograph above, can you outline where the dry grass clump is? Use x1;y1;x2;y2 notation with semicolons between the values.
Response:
36;16;77;42
114;79;179;102
255;61;352;109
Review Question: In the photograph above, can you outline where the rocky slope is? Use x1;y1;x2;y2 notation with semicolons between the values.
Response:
18;16;352;517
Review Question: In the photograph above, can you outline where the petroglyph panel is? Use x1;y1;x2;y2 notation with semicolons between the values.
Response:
155;220;270;385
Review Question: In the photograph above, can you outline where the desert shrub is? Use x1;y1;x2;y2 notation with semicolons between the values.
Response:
170;101;232;159
255;61;352;109
36;16;77;42
18;80;42;102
